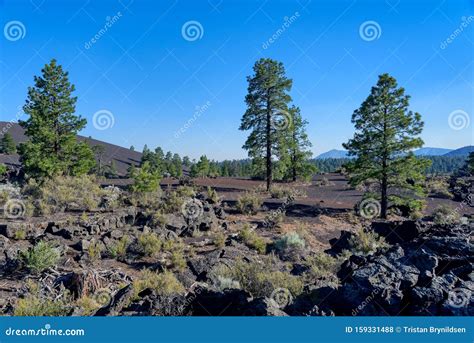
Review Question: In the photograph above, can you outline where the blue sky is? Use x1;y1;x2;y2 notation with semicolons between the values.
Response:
0;0;473;160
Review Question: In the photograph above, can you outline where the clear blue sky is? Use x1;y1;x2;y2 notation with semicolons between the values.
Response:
1;0;473;160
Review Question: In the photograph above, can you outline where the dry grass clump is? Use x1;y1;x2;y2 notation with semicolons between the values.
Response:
236;191;262;215
348;229;388;255
239;224;267;254
212;258;303;299
132;269;185;299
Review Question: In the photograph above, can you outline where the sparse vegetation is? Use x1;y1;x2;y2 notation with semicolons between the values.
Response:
76;295;101;316
129;161;161;193
214;259;304;299
137;232;162;257
302;252;341;284
14;280;71;316
20;241;60;273
273;232;306;260
23;175;103;215
239;225;267;254
426;177;453;199
432;205;461;225
14;228;26;240
348;229;388;256
236;191;262;215
108;236;130;261
132;269;185;299
213;231;226;248
207;186;220;203
315;176;335;187
87;240;103;263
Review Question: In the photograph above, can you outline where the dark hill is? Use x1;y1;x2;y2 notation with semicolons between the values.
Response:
443;146;473;157
0;121;141;176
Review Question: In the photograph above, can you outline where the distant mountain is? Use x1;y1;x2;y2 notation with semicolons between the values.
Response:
316;146;469;160
315;149;349;159
443;146;474;157
413;147;453;156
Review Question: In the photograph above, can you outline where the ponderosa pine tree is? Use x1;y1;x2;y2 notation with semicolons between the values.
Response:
281;106;316;181
240;58;292;191
343;73;430;219
0;132;17;154
19;59;95;178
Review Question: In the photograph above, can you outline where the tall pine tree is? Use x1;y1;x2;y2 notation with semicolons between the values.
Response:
240;58;292;191
280;106;316;181
343;74;429;218
0;133;17;154
19;59;95;178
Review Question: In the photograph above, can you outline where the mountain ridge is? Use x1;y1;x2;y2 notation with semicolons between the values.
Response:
315;146;471;159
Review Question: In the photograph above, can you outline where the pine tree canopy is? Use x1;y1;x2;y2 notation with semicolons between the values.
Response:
19;59;95;178
343;73;430;218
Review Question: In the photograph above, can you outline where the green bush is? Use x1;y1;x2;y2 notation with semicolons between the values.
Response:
87;240;102;263
0;164;7;177
137;232;162;257
75;295;101;316
214;259;303;299
236;191;262;215
23;175;103;215
108;236;129;260
129;161;161;193
207;186;220;204
240;225;266;254
273;232;305;260
432;205;461;225
425;177;453;199
132;269;185;299
15;294;69;316
148;210;168;227
14;281;70;316
302;252;340;283
264;210;285;228
213;231;226;248
348;229;388;256
128;190;162;209
20;241;60;273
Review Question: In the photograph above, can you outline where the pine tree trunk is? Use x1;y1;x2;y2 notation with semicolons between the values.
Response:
266;108;272;191
381;174;388;219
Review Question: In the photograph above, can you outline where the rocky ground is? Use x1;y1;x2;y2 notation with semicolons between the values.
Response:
0;177;472;316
